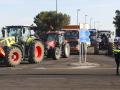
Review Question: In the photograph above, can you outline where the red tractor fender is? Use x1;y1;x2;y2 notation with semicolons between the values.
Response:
0;47;5;57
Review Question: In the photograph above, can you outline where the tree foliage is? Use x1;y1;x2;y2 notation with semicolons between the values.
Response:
113;10;120;36
34;11;70;34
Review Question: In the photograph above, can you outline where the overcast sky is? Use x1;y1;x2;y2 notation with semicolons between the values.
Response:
0;0;119;30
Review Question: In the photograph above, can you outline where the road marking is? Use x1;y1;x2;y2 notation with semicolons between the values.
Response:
70;66;96;69
33;66;96;70
0;66;116;70
10;67;23;70
33;67;47;70
28;77;66;80
92;67;116;70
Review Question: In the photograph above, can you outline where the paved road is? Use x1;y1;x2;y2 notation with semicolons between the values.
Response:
0;55;119;90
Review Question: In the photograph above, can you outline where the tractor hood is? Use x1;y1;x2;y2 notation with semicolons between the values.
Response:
0;36;16;47
45;40;55;48
0;36;16;58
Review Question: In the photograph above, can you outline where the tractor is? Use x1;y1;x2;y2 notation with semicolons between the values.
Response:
0;26;44;66
94;30;114;55
43;31;70;60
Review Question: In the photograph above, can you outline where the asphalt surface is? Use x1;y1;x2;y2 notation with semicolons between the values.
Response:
0;55;120;90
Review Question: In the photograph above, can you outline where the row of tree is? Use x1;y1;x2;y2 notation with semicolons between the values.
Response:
113;10;120;37
33;11;70;35
33;10;120;37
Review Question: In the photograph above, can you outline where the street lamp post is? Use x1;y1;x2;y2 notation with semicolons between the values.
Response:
56;0;58;14
94;21;96;29
77;9;80;25
90;17;93;29
85;14;88;24
56;0;58;30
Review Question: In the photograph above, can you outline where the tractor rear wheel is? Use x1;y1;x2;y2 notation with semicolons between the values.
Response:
63;43;70;58
6;46;22;66
29;41;44;64
53;47;61;60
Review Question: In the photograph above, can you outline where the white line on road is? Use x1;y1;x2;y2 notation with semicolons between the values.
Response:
33;66;97;70
0;67;116;70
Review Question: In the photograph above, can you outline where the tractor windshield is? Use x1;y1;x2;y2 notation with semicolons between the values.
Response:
45;33;58;41
64;30;79;39
89;29;96;42
7;27;22;37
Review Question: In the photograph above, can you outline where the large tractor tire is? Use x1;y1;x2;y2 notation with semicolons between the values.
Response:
63;43;70;58
5;46;22;66
53;47;61;60
29;40;44;64
107;42;114;55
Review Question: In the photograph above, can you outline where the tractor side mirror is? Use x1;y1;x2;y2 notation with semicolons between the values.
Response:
2;29;5;37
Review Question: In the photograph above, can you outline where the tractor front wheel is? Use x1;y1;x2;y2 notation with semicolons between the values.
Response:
6;46;22;66
53;47;61;60
63;43;70;58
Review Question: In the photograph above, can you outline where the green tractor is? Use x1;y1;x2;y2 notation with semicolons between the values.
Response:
0;26;44;66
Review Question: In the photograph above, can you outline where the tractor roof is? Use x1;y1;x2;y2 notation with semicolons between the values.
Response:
5;25;37;31
46;31;64;35
6;25;30;28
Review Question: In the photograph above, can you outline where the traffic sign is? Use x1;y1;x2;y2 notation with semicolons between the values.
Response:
79;28;90;43
80;37;90;42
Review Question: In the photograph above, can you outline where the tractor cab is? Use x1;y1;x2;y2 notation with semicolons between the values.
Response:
44;31;65;48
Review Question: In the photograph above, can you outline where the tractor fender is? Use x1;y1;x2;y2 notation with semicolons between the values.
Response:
32;39;44;46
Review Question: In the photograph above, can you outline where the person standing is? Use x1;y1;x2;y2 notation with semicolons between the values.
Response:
113;43;120;75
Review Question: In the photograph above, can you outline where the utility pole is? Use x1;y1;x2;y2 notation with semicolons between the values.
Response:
77;9;80;25
56;0;58;29
56;0;58;14
94;21;96;29
90;17;93;29
85;14;88;24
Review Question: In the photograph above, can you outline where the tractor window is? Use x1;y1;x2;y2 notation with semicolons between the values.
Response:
22;27;30;37
8;27;22;37
58;34;63;45
30;30;35;36
64;30;79;39
46;34;57;41
0;30;3;39
21;27;31;42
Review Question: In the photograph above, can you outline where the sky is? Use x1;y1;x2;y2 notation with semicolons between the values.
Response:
0;0;120;30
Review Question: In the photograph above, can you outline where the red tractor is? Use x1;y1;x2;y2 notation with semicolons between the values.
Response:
43;31;70;60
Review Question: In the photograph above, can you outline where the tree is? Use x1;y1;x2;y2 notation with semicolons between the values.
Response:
34;11;70;34
113;10;120;36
